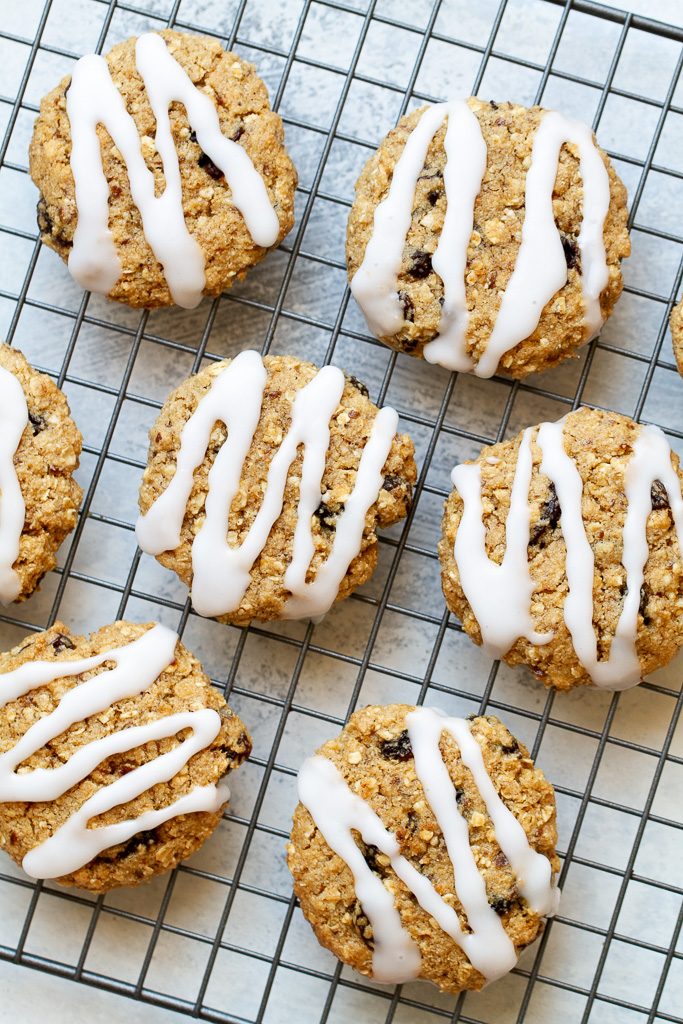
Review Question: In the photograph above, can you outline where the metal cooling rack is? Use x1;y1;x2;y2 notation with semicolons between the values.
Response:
0;0;682;1021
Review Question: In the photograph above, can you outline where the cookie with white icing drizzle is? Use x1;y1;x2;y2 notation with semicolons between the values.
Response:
287;704;559;993
136;352;416;625
0;620;251;892
29;30;296;309
439;407;683;691
0;344;82;604
347;99;630;378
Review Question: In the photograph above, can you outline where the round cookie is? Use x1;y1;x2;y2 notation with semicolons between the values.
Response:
0;344;82;604
347;98;630;379
0;620;251;892
439;407;683;691
136;351;416;625
671;298;683;377
287;703;559;994
29;29;297;309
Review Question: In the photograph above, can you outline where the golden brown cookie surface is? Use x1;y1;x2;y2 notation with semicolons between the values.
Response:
0;344;82;602
0;620;251;892
439;407;683;690
287;704;558;993
29;29;297;308
671;299;683;377
347;99;630;378
137;354;417;625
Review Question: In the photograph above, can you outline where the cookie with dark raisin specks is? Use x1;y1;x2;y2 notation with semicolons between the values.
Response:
440;407;683;691
136;351;416;625
287;704;559;993
347;98;630;379
0;344;82;604
0;620;251;892
29;29;297;309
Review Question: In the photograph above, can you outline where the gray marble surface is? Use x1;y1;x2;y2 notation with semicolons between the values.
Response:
1;0;682;1022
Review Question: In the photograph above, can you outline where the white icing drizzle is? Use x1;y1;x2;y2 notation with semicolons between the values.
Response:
298;755;422;983
351;102;611;379
351;99;485;370
66;32;279;308
350;102;452;341
0;365;28;605
475;111;610;378
283;402;398;620
423;102;487;373
135;350;398;621
450;416;683;689
537;419;683;689
297;706;558;985
451;428;553;659
0;624;228;879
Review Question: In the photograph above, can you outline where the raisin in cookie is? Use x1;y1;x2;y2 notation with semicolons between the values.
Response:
29;29;297;309
347;99;630;379
439;407;683;691
136;350;416;625
0;344;82;604
671;298;683;377
0;620;251;891
288;704;559;993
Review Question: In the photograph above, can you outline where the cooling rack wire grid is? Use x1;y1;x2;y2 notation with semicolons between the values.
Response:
0;0;682;1021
